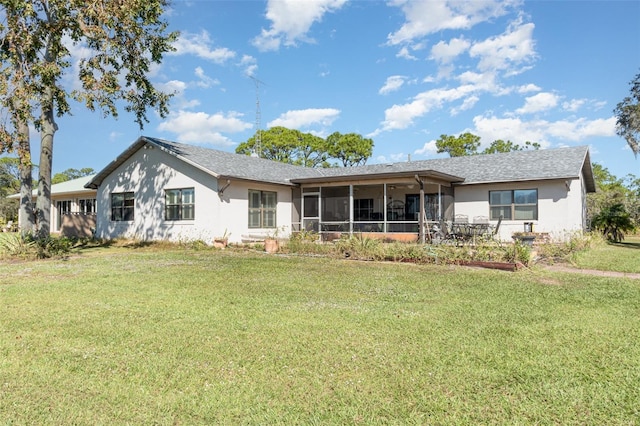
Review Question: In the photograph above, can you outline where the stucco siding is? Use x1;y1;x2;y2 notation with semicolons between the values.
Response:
95;146;221;242
453;179;586;241
219;180;293;242
94;145;294;243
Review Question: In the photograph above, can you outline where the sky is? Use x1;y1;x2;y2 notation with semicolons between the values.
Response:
14;0;640;181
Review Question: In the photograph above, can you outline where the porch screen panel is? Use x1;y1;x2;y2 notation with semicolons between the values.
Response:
321;186;349;222
303;194;320;232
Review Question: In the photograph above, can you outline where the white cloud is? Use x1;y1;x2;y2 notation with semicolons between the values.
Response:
469;20;536;72
252;0;348;51
396;46;418;60
471;115;616;147
157;110;253;146
430;37;470;64
194;67;220;89
414;139;439;156
379;76;407;95
377;84;477;132
387;0;519;45
517;83;541;94
268;108;341;128
171;31;236;63
450;95;480;115
238;55;259;77
516;92;559;114
156;80;200;110
562;98;587;112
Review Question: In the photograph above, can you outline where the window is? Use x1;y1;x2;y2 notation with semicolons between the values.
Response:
248;190;277;228
489;189;538;220
79;198;96;214
111;192;134;221
165;188;195;220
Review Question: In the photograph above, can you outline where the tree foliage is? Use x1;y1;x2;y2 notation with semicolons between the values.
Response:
435;133;481;157
326;132;373;166
436;133;541;157
0;0;177;237
0;157;21;222
236;127;329;168
591;203;635;242
482;140;541;154
614;70;640;156
51;167;95;184
236;127;374;168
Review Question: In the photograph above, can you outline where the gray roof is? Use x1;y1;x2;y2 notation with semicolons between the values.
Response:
86;136;595;193
86;136;319;189
292;145;595;192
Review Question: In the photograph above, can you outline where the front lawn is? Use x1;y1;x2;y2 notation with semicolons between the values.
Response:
571;235;640;273
1;247;639;424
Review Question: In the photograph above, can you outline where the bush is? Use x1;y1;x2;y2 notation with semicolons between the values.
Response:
0;233;75;260
536;233;595;264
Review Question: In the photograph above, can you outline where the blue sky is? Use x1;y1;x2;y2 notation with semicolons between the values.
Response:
20;0;640;180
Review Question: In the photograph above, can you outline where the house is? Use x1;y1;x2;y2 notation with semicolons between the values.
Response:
84;136;595;244
9;174;97;237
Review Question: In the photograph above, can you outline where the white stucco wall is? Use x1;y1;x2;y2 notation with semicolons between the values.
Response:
94;145;293;244
453;178;586;241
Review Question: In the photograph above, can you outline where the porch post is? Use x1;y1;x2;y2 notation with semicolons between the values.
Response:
415;175;425;244
349;185;354;235
438;184;442;220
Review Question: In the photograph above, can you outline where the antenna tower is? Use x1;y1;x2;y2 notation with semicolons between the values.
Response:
249;76;265;157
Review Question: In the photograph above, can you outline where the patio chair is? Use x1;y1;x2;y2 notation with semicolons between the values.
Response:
473;215;489;224
491;215;503;237
454;214;468;223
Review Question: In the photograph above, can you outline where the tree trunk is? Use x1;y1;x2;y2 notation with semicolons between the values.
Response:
36;90;56;239
16;120;35;234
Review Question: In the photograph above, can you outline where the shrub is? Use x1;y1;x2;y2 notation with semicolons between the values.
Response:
0;233;74;260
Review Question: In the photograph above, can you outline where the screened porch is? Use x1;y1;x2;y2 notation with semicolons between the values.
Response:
293;180;454;242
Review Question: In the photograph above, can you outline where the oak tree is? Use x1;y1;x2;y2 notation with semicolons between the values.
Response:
614;70;640;156
0;0;177;237
326;132;373;167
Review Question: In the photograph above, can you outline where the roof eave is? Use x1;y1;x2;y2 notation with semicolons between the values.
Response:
291;170;464;184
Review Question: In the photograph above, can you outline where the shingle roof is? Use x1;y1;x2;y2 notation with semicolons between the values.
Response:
292;145;595;191
86;136;319;189
85;136;595;193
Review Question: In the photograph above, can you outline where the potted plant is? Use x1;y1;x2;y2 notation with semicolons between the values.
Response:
264;226;285;253
213;229;230;249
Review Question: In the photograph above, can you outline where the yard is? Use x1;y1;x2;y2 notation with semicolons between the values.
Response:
1;239;639;424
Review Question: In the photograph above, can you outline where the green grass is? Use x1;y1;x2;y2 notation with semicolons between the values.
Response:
572;235;640;273
1;246;639;424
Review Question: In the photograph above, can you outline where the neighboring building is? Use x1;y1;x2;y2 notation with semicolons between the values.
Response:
9;174;97;237
84;136;595;244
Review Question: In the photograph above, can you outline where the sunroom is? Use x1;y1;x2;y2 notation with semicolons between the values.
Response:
291;171;463;242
